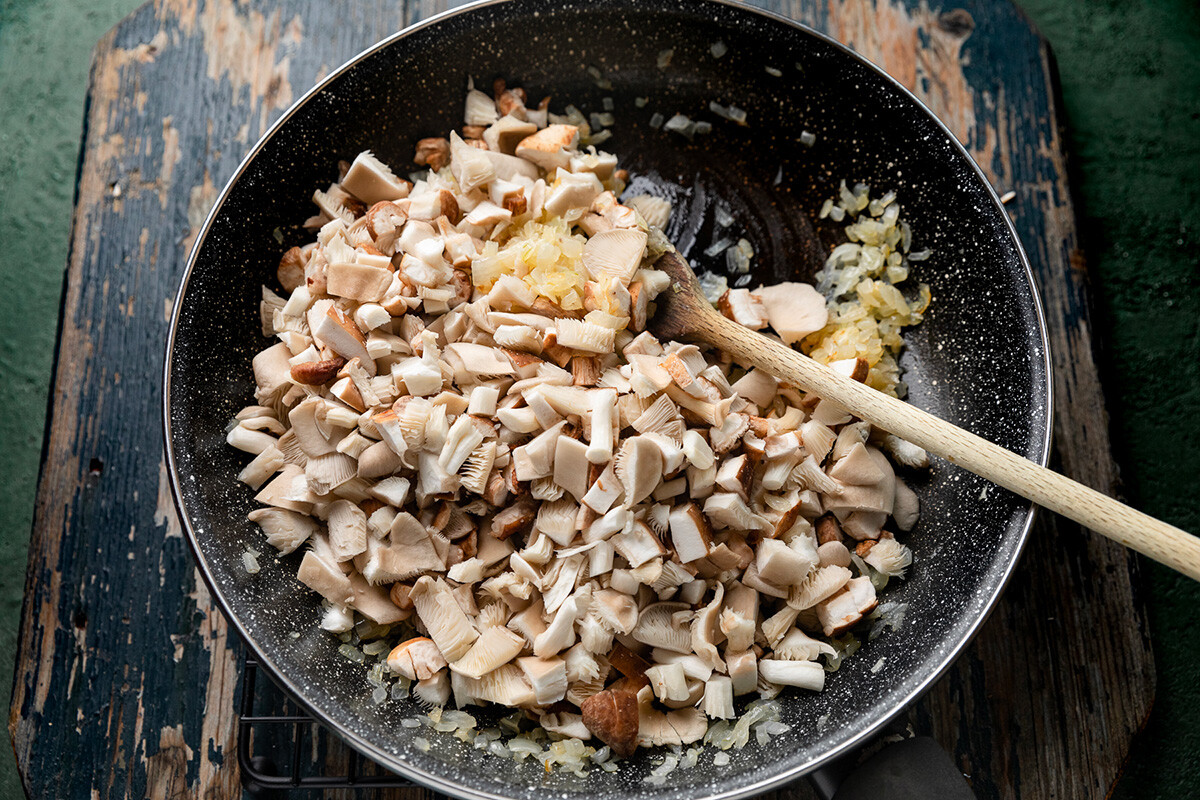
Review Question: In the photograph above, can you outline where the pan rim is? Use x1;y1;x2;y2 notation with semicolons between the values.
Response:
162;0;1054;797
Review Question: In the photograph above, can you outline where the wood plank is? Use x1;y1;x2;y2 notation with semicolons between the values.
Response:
8;2;445;798
9;1;1151;798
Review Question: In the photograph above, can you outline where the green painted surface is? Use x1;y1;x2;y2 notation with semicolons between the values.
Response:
0;0;1195;797
1015;0;1200;796
0;1;147;798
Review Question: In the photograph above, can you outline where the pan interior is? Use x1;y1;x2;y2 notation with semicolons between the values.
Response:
166;1;1049;798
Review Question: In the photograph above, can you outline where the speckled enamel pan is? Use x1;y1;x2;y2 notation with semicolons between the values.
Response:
163;1;1052;797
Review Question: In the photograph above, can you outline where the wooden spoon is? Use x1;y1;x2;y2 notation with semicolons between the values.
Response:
649;249;1200;582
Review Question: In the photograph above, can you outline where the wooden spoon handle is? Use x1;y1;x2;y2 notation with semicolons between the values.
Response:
689;305;1200;581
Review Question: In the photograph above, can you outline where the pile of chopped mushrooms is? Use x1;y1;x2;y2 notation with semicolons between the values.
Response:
230;78;930;762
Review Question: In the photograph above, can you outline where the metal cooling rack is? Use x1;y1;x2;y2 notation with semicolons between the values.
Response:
238;657;421;796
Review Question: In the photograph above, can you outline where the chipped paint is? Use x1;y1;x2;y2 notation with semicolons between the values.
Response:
196;1;303;132
192;574;241;795
160;116;181;208
827;0;979;152
182;171;218;256
143;724;192;798
155;459;183;539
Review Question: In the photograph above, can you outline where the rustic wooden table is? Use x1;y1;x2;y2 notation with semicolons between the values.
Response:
9;1;1155;798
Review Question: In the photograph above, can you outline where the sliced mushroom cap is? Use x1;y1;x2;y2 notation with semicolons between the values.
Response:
537;497;581;547
414;671;451;706
703;492;771;533
553;318;616;354
841;510;888;541
387;637;449;681
252;342;294;403
817;540;852;569
637;706;707;747
800;420;837;464
615;435;663;506
449;625;526;679
448;131;497;193
287;397;338;458
863;536;912;578
341;151;410;204
645;662;691;704
409;576;480;662
248;507;319;555
378;511;445;576
624;194;672;230
893;478;920;532
326;500;368;562
726;649;759;696
612;520;667;568
718;288;770;330
553;435;591;501
824;445;895;518
788;564;853;611
539;712;592;740
691;582;726;670
831;421;872;463
582;228;648;285
591;588;639;635
751;281;829;345
632;601;693;654
518;655;568;705
451;662;536;708
297;548;353;607
739;559;789;600
774;627;837;661
756;538;818;588
254;464;312;515
581;687;640;758
829;441;885;485
483;114;538;154
357;441;402;479
313;306;373;373
668;502;713;564
326;261;392;304
544;171;604;219
815;576;878;637
514;124;578;171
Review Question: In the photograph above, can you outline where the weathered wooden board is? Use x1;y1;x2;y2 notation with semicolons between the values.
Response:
9;1;1153;799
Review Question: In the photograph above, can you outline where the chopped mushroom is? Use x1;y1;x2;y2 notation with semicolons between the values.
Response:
668;502;713;563
247;508;318;555
718;288;770;330
449;625;525;679
637;706;707;747
514;124;578;170
387;637;448;680
581;687;640;757
342;151;412;205
815;576;878;637
758;659;825;691
751;282;829;345
409;576;479;662
229;82;932;763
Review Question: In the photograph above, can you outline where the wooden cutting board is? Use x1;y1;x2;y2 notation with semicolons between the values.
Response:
9;1;1154;798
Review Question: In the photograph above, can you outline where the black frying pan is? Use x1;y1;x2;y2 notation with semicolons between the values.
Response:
164;1;1051;797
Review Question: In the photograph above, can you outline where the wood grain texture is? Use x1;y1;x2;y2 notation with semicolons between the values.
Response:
9;1;1152;799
